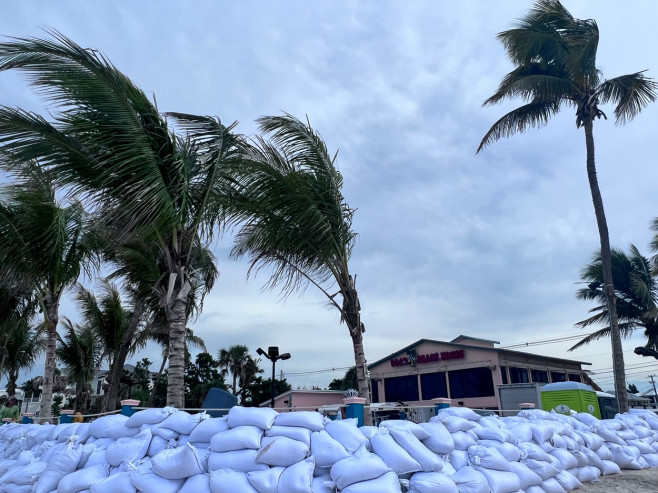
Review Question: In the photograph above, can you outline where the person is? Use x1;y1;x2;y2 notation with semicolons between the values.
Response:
0;397;20;422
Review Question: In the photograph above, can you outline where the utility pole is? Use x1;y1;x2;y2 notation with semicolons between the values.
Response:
649;374;658;409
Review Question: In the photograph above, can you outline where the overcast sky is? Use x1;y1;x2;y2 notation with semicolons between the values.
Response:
2;1;658;394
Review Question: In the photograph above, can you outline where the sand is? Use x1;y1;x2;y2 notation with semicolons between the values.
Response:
578;468;658;492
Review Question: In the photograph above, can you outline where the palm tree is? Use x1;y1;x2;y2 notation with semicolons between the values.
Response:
0;164;95;421
0;281;36;377
571;246;658;354
217;345;260;401
477;0;657;412
56;320;103;411
3;324;46;398
230;114;369;400
0;32;240;407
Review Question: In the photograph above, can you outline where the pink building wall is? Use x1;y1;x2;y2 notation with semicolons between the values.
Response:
269;390;346;411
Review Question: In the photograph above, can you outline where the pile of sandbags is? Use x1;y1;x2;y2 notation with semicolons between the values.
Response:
1;404;658;492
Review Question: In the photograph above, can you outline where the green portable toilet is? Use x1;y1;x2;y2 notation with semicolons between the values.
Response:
540;381;601;418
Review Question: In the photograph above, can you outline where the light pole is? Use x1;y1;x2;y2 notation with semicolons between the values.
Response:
257;346;291;408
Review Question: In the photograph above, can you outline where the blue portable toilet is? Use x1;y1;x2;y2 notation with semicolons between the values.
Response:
201;388;238;417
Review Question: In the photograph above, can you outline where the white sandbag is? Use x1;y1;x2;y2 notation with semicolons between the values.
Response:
179;473;210;493
581;447;605;473
341;470;402;493
506;423;532;443
529;423;554;444
571;450;588;467
325;419;369;453
314;465;331;477
524;458;560;481
150;424;179;441
265;425;312;446
539;477;567;493
188;417;229;443
0;461;47;485
159;411;204;435
207;449;269;472
151;443;206;479
359;425;379;441
131;463;185;493
330;445;389;490
310;430;350;467
247;466;284;493
227;406;278;430
273;411;325;431
380;420;431;439
608;443;636;468
627;438;654;454
311;475;335;493
388;428;444;472
477;440;521;462
54;423;82;442
255;436;309;466
472;423;510;442
432;414;476;433
450;449;470;471
34;440;84;493
209;468;258;493
57;463;110;493
419;421;455;455
126;407;175;427
277;456;315;493
89;415;136;440
549;448;578;470
452;431;477;451
450;466;489;493
601;459;621;475
439;407;481;421
467;445;510;472
575;465;600;483
555;470;582;491
409;471;458;493
106;427;152;466
591;425;624;445
81;447;108;468
573;412;599;427
89;470;135;493
573;430;603;450
210;425;262;452
370;430;421;474
642;452;658;467
471;466;521;493
507;461;542;490
594;443;613;461
177;434;191;446
147;435;174;457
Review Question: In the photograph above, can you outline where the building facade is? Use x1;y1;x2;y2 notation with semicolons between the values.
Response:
368;335;592;411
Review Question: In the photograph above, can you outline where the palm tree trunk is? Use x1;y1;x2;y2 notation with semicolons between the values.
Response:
583;120;629;413
39;295;59;423
166;296;188;408
342;280;370;402
102;300;145;412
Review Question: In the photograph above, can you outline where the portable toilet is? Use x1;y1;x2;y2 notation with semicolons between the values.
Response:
540;381;601;418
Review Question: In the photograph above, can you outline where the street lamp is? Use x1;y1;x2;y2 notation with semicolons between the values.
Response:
256;346;291;408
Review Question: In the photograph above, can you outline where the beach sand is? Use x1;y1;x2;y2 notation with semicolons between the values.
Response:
578;468;658;492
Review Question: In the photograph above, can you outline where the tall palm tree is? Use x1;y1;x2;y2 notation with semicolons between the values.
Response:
217;345;261;403
571;246;658;355
0;32;240;407
3;324;46;398
477;0;657;412
0;281;36;377
56;320;103;411
0;164;95;421
230;114;369;400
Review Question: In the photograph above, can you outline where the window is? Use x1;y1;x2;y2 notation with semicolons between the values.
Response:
500;366;508;384
384;375;419;402
551;371;566;382
371;381;380;403
421;372;448;400
509;367;529;384
448;367;495;399
531;370;549;383
568;373;582;383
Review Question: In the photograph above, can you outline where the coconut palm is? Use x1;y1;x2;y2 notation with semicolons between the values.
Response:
230;114;369;400
571;246;658;354
477;0;657;412
0;280;36;377
218;345;260;400
0;32;240;407
3;324;46;398
56;320;103;411
0;164;95;421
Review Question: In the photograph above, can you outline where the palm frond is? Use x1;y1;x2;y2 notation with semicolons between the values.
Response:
483;64;574;106
597;72;658;125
